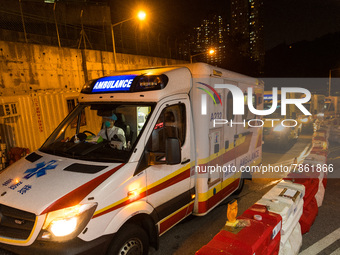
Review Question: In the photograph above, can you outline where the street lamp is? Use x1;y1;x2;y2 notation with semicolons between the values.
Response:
190;48;215;63
111;10;147;71
328;68;340;96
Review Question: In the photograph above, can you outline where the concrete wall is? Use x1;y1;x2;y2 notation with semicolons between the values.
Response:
0;41;186;96
0;40;186;152
0;0;111;26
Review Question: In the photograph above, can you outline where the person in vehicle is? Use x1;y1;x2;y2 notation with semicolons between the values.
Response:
98;113;126;148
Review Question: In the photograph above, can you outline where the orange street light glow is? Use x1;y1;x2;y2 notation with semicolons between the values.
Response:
138;11;146;21
209;49;215;55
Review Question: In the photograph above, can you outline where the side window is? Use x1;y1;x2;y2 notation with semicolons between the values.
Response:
0;103;18;117
257;95;263;106
147;103;186;153
226;92;234;120
244;93;256;120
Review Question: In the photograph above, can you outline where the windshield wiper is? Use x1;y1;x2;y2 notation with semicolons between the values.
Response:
78;140;110;156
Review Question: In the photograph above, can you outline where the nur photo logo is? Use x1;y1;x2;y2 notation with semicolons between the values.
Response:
198;84;312;128
197;82;222;115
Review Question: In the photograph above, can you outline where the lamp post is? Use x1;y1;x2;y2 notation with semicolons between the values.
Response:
190;49;215;63
329;68;340;96
111;11;146;71
53;2;61;48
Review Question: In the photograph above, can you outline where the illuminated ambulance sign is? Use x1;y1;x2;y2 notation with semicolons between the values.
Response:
264;94;273;100
92;75;137;93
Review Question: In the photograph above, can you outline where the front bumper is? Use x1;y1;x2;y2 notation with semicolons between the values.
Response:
0;234;113;255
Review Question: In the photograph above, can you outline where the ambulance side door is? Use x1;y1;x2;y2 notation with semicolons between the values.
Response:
137;98;193;232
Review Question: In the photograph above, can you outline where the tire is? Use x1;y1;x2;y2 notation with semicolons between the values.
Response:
107;224;149;255
233;177;245;195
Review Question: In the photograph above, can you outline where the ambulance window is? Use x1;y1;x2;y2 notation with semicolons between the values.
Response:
244;94;249;119
226;92;234;120
147;103;186;153
244;93;256;120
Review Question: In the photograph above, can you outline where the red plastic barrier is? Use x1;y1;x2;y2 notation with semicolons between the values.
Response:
299;197;318;234
309;149;328;159
242;204;282;255
285;170;319;234
323;172;328;188
313;136;326;141
285;177;319;208
196;204;282;255
196;239;244;255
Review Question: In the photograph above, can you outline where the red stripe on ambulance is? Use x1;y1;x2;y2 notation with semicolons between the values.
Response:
41;164;125;215
159;202;194;235
93;168;191;218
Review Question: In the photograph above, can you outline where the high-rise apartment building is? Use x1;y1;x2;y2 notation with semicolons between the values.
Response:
190;14;227;66
187;0;264;74
230;0;264;71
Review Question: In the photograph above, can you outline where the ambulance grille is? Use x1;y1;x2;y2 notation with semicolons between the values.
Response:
0;204;36;240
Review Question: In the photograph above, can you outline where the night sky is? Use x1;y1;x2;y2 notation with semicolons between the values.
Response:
115;0;340;50
264;0;340;49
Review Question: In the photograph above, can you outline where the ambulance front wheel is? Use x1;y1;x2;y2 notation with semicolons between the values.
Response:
107;224;149;255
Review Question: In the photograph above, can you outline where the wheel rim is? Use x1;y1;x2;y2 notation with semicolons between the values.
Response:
118;238;143;255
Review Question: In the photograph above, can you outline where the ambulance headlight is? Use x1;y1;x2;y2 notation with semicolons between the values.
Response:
39;203;97;242
273;124;285;132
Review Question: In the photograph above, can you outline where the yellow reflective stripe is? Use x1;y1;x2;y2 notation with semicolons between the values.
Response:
159;201;194;224
93;163;191;217
147;163;190;191
93;194;133;217
197;134;249;165
197;173;237;202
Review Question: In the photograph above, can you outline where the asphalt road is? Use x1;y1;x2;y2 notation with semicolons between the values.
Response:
0;135;339;255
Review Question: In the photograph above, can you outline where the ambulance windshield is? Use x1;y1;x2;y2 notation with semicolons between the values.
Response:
40;103;154;162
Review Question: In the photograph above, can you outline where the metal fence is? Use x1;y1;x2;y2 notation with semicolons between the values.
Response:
0;1;190;60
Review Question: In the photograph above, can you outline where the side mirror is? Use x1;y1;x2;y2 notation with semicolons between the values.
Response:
166;137;181;165
146;137;181;166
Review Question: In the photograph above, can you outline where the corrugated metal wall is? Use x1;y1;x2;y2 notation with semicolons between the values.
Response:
0;90;79;152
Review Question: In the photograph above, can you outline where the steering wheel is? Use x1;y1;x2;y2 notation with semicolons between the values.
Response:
82;130;95;136
70;131;95;142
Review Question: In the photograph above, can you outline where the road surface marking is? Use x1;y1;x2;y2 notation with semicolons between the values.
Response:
299;228;340;255
330;247;340;255
328;156;340;160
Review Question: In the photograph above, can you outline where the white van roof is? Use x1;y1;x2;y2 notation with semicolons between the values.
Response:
78;63;261;103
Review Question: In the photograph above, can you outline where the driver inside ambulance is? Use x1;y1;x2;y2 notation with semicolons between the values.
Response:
98;113;126;148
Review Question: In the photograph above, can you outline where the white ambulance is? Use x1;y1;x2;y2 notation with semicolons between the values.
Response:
0;63;263;255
